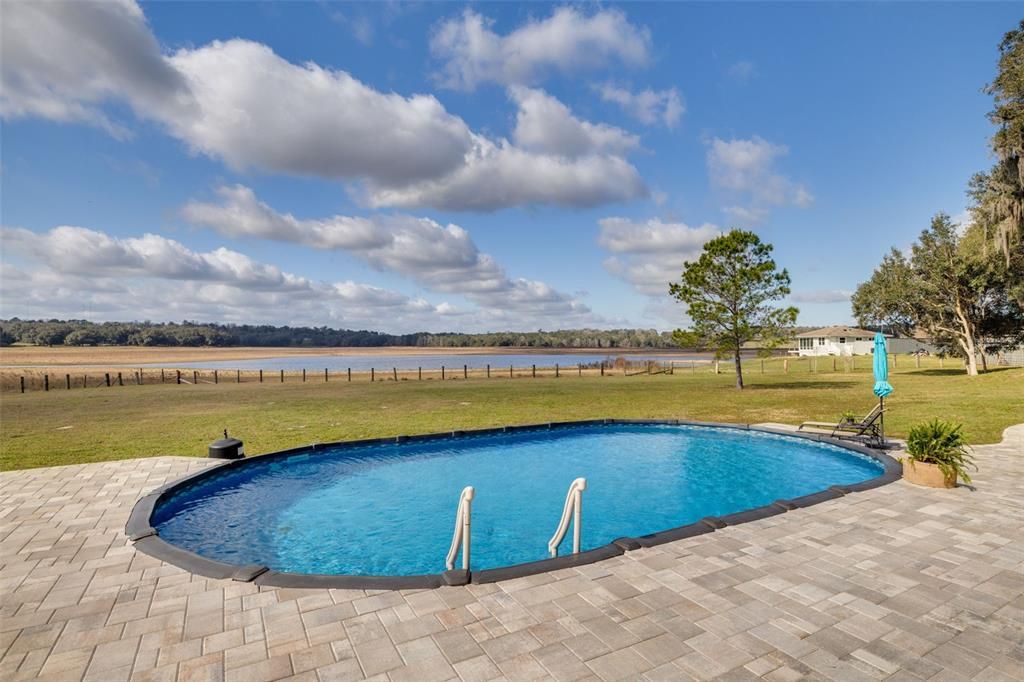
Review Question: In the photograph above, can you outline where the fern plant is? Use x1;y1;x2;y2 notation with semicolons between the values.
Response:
905;419;976;484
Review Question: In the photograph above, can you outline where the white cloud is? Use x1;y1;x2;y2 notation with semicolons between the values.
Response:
598;217;720;296
0;0;190;138
364;135;646;211
431;7;650;90
1;2;645;212
706;136;813;224
0;225;463;330
790;290;852;304
509;86;639;157
182;185;600;321
596;83;684;128
165;39;473;187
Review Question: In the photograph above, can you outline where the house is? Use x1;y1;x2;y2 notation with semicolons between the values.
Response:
794;326;936;356
794;326;878;356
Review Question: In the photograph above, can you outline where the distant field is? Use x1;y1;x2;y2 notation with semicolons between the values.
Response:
2;360;1019;471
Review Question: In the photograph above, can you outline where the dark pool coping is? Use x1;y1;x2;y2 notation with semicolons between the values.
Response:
125;419;902;589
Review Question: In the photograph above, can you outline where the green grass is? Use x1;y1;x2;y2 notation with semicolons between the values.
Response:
2;366;1020;470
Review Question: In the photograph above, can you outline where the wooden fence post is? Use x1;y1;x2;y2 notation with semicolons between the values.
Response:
670;362;674;375
214;370;218;384
117;372;123;386
393;367;398;381
20;376;25;393
463;365;468;379
555;363;559;378
193;371;198;385
418;367;422;380
44;374;49;391
139;369;143;385
347;368;351;382
532;364;536;378
106;373;111;387
600;362;605;376
371;368;375;382
487;364;490;378
177;370;181;385
259;369;263;383
578;363;582;376
441;366;445;380
302;369;306;382
66;374;71;390
324;368;328;382
510;364;513;378
280;369;284;383
161;369;165;383
237;369;241;383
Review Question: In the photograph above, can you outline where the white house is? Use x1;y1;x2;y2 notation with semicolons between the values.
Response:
794;326;880;356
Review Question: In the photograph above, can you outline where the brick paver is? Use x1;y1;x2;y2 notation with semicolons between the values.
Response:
1;425;1021;681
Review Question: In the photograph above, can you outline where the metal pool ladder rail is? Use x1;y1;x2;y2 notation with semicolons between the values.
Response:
445;486;474;570
548;478;587;557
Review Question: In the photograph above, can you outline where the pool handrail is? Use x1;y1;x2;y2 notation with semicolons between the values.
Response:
445;486;474;571
548;477;586;557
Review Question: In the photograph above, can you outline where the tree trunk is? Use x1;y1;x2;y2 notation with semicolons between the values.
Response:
734;349;744;389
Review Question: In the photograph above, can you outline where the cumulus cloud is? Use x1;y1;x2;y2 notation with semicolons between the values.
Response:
364;136;646;211
182;185;598;321
509;86;639;157
706;136;813;224
0;0;190;137
790;289;852;304
596;83;684;128
0;225;463;330
1;2;646;212
597;217;720;296
431;7;651;90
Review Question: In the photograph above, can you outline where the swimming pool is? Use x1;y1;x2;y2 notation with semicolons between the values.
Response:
131;421;899;587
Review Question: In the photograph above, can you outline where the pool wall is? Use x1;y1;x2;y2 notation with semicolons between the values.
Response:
126;419;902;589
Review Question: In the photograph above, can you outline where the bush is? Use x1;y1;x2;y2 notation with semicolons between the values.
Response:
905;419;977;484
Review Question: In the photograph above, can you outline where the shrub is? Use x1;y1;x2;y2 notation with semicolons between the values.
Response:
905;419;977;484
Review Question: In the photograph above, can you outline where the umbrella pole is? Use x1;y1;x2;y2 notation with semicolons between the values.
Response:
879;396;885;446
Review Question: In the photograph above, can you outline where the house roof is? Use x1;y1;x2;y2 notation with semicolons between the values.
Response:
794;326;879;339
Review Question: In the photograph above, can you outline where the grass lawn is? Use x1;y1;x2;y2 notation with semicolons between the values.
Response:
2;363;1020;470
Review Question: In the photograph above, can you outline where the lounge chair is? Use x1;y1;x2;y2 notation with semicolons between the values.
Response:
798;403;885;446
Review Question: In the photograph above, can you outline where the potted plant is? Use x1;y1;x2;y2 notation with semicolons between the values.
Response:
840;410;857;425
902;419;976;488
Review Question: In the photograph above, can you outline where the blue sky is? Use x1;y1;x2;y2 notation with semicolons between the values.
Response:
0;1;1017;333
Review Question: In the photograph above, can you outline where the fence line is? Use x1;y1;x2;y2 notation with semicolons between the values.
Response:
5;354;992;393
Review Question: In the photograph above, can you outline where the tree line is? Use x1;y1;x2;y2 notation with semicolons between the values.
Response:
0;319;682;349
851;20;1024;375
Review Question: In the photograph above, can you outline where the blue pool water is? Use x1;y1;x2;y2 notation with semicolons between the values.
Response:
151;424;882;576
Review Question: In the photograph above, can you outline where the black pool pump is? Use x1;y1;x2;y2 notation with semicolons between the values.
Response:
208;429;245;459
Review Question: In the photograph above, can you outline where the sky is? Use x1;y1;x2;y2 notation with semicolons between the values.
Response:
0;1;1018;334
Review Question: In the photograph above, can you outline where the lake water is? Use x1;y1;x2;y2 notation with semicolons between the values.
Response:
146;352;712;371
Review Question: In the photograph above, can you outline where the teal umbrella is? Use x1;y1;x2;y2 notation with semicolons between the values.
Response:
872;332;893;444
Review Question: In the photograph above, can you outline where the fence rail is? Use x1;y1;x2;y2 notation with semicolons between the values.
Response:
1;353;993;394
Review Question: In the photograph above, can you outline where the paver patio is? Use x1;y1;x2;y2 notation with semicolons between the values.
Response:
1;425;1021;681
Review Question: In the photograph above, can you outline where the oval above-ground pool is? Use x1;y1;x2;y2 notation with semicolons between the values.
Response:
128;421;900;588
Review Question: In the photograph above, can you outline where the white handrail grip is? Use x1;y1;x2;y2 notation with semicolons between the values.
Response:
445;486;474;571
548;478;586;557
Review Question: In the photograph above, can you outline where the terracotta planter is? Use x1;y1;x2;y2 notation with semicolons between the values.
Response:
903;460;957;488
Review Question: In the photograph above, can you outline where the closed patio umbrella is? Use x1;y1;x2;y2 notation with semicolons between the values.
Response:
872;332;894;444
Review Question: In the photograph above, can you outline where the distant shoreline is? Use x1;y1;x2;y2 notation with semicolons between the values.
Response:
0;345;738;368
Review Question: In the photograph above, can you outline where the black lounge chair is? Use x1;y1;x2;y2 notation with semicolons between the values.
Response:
798;403;885;446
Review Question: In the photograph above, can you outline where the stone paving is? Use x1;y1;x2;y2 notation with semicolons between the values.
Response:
1;425;1021;682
